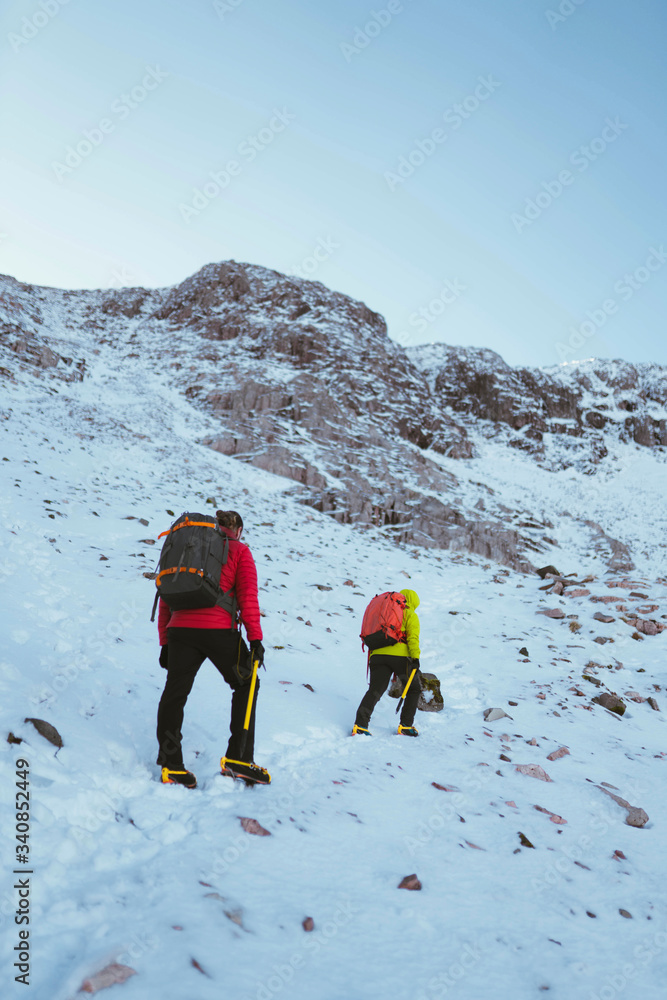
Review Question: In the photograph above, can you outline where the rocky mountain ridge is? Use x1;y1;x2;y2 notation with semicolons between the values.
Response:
1;260;665;574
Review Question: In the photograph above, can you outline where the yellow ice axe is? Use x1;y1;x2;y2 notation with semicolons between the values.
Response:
239;657;259;757
395;667;418;714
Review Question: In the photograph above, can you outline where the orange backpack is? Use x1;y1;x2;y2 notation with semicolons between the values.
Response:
360;592;406;651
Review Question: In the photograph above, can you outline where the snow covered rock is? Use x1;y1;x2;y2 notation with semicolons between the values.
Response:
515;764;553;782
80;963;137;993
239;817;272;836
546;747;570;761
483;707;511;722
418;672;444;712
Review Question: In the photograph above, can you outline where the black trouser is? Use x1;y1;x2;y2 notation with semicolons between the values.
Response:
156;627;259;768
355;654;420;729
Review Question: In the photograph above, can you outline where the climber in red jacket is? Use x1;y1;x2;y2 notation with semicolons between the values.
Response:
156;509;269;787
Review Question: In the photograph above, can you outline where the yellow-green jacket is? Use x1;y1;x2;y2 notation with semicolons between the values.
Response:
370;589;420;659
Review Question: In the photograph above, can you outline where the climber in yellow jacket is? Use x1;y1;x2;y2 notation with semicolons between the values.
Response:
353;589;421;737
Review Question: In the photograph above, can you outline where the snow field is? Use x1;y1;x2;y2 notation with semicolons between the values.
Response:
1;360;666;999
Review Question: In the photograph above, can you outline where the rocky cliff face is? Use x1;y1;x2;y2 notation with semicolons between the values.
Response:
410;344;667;472
2;261;664;573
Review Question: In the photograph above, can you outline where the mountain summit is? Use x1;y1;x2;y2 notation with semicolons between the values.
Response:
2;260;665;574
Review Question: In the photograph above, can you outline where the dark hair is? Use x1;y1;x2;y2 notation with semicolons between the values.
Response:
216;509;244;530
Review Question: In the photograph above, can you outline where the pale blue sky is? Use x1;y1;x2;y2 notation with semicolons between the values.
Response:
0;0;665;367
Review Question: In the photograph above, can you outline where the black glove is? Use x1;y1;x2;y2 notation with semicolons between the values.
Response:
408;657;420;671
249;639;265;667
159;646;169;670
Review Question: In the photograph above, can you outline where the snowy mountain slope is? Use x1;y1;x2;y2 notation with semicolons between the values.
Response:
5;261;663;576
1;334;667;1000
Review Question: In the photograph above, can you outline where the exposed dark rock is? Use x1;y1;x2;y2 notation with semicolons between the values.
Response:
24;717;63;748
592;693;626;716
418;673;444;712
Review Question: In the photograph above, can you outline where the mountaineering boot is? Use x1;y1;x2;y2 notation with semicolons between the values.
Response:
397;725;419;737
351;724;372;736
161;767;197;788
220;757;271;786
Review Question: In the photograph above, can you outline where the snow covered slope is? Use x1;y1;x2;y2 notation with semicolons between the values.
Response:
1;314;667;999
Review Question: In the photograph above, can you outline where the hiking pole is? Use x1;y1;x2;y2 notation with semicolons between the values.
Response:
395;667;418;714
238;657;259;758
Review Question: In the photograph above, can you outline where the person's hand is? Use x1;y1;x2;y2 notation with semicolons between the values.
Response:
159;646;169;669
249;639;265;667
408;657;420;671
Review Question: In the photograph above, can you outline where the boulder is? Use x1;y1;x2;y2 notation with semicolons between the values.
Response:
592;693;626;716
418;673;444;712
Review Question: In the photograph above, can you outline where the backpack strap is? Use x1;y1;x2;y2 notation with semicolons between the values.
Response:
214;535;239;625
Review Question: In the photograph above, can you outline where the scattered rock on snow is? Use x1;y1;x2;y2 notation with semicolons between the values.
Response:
80;963;137;993
546;747;570;761
302;917;315;932
619;909;633;919
432;782;460;792
593;612;615;623
515;764;553;782
24;717;63;748
537;565;560;579
534;805;567;824
648;697;660;711
483;707;511;722
518;646;529;656
592;693;626;716
398;873;422;890
518;832;535;848
191;958;211;977
596;785;649;828
239;817;271;836
539;608;566;619
7;732;23;744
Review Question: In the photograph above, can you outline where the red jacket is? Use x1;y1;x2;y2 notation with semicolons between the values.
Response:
158;529;263;644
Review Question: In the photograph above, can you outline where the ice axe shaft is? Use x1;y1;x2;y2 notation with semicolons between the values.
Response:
239;658;259;757
395;667;417;714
